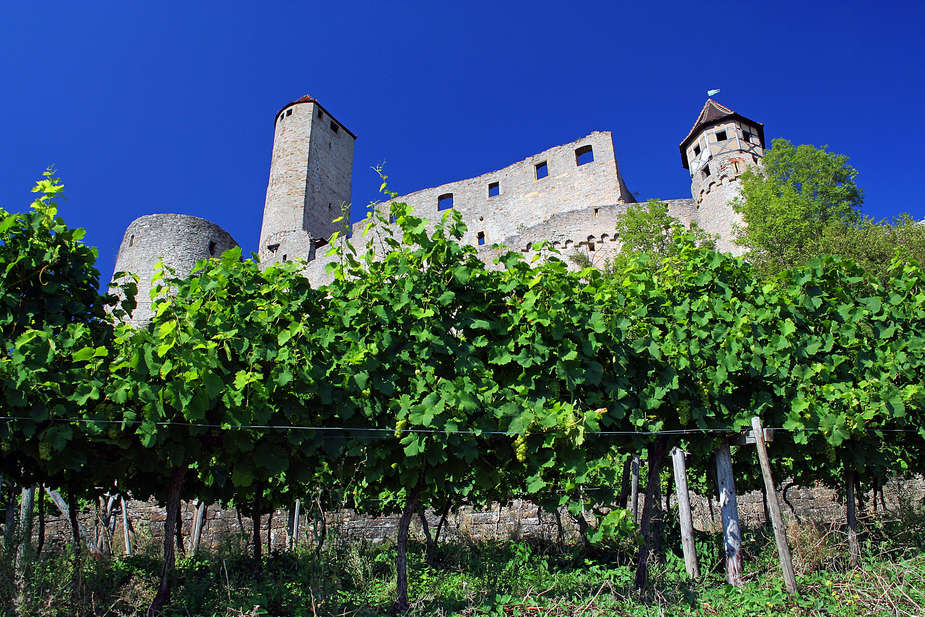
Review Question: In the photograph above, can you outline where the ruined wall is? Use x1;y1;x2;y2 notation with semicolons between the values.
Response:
300;132;637;286
374;131;632;247
486;198;698;270
112;214;238;325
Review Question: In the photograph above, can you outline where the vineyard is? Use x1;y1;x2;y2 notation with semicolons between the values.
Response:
1;172;925;616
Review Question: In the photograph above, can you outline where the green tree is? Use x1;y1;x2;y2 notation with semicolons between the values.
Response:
0;171;131;608
818;214;925;281
732;138;864;274
572;200;715;273
734;138;925;279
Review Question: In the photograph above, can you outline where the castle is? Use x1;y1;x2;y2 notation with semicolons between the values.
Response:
112;97;765;322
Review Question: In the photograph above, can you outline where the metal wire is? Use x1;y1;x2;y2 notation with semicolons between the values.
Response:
0;416;918;436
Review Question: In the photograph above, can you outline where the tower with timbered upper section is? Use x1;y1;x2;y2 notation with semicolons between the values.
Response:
680;99;765;254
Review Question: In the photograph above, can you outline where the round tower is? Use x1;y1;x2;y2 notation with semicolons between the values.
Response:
258;94;356;266
112;214;238;325
680;99;765;254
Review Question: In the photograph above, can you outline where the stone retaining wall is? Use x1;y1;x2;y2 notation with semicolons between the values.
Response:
28;476;924;556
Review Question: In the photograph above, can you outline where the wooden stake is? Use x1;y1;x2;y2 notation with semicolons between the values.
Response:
630;455;640;523
751;416;797;595
671;448;699;579
191;500;207;557
846;466;859;568
714;443;743;586
290;499;301;551
121;496;132;557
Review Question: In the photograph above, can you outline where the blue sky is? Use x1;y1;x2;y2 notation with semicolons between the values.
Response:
1;1;923;283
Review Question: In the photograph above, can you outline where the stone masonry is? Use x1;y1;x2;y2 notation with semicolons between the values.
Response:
113;96;763;308
34;477;925;557
111;214;237;325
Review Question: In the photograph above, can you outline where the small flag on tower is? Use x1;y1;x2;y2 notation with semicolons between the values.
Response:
707;89;721;97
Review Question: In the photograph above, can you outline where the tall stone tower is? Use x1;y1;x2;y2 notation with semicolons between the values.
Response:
680;100;765;254
258;94;356;266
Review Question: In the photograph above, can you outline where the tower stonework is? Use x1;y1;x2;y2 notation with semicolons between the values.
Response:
111;96;769;301
112;214;237;325
680;99;765;254
258;95;356;266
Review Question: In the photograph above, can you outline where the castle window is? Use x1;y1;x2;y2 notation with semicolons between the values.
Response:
488;182;500;197
588;242;596;251
208;241;216;256
535;161;548;179
282;254;288;262
693;144;701;157
715;129;727;141
438;193;454;211
593;208;599;216
742;128;754;143
268;243;280;253
286;109;292;117
129;234;134;247
477;231;485;246
701;165;711;179
330;121;339;133
575;145;594;166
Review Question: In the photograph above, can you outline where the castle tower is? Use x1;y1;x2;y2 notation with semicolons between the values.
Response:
680;99;765;254
258;95;356;266
112;214;238;325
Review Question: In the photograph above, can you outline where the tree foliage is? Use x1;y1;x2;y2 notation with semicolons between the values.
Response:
733;138;924;279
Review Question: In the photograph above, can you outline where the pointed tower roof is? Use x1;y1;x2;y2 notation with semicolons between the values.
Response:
680;99;764;169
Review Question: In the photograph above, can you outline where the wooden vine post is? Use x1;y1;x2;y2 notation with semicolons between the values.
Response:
714;442;743;586
670;447;699;578
121;496;132;557
750;416;797;595
630;455;640;523
190;500;207;557
846;467;860;567
289;499;301;551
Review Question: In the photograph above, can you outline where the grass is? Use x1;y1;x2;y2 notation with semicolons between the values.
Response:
3;510;925;616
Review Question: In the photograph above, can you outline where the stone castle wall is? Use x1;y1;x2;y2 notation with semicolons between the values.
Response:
33;477;925;557
299;132;639;286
